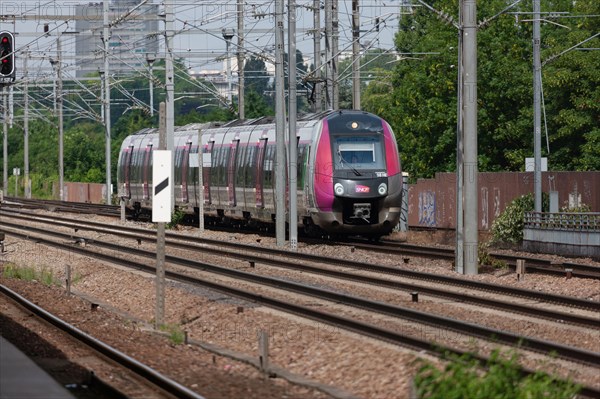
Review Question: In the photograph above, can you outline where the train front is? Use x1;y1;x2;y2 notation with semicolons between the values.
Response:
310;111;402;238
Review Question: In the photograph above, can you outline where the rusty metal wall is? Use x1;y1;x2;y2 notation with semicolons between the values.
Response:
408;171;600;230
63;182;107;204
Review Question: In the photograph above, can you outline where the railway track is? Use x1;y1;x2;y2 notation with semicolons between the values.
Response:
2;217;599;367
1;209;598;315
327;238;600;280
2;210;600;397
3;196;598;280
0;284;205;399
1;196;123;218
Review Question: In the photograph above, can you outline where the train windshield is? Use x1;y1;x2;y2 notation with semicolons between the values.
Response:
333;135;385;170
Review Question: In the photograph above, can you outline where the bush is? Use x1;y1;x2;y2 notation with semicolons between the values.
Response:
167;209;186;229
491;193;548;245
414;349;581;399
560;202;591;213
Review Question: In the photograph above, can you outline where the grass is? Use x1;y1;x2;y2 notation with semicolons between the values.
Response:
414;349;581;399
2;263;62;286
159;323;186;345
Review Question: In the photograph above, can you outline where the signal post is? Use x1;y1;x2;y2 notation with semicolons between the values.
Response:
1;31;15;197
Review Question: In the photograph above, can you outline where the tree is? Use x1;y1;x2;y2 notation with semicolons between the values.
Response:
541;0;600;171
244;56;271;101
338;49;398;110
64;122;105;182
285;49;310;113
245;90;273;118
361;0;600;180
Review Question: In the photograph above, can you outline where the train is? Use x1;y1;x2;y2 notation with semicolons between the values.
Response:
117;109;402;238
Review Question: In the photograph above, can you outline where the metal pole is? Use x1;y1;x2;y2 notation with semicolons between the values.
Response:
275;0;286;246
2;87;6;197
289;0;298;251
198;128;204;233
533;0;542;213
313;0;322;112
222;28;235;109
57;37;64;201
461;0;478;275
165;0;175;211
103;0;112;205
147;53;155;117
155;102;166;329
331;0;339;110
226;38;232;106
324;0;332;109
352;0;360;110
237;0;245;120
24;49;30;199
455;6;464;274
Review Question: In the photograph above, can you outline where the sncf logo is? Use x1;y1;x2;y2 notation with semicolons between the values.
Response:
355;185;370;193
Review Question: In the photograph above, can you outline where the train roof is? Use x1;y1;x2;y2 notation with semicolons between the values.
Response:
129;110;377;137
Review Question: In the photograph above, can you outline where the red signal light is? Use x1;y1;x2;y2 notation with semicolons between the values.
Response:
0;31;15;77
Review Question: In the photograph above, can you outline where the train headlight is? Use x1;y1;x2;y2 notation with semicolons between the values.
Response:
378;183;388;196
334;183;345;196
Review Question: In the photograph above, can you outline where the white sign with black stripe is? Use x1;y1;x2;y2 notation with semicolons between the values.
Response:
152;150;172;223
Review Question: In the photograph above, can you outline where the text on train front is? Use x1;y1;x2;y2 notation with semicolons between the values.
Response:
330;121;388;225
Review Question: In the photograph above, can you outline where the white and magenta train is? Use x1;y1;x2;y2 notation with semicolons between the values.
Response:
117;110;402;238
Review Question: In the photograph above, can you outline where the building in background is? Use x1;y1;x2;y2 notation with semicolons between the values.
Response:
75;0;159;77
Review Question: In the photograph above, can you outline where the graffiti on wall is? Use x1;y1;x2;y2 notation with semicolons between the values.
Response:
418;190;436;226
481;187;489;230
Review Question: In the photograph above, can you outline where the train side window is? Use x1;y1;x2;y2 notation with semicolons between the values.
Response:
216;146;225;186
174;147;183;185
246;145;257;188
236;144;247;188
131;148;141;186
297;144;307;190
219;146;230;186
263;144;275;188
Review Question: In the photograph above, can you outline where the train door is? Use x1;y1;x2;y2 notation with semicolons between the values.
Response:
227;138;240;206
123;145;134;198
235;142;248;209
142;144;153;200
204;139;215;204
181;141;192;203
255;136;268;208
188;143;199;208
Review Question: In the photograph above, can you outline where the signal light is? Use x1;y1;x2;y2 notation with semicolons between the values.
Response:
0;31;15;78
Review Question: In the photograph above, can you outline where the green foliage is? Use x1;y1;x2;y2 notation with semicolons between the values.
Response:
159;323;185;345
560;202;592;213
491;193;548;245
339;49;398;109
2;264;59;286
245;90;273;118
478;243;507;269
166;208;186;229
415;349;581;399
361;0;600;179
244;56;271;101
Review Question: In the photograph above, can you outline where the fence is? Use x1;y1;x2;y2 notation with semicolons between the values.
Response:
407;171;600;231
523;211;600;259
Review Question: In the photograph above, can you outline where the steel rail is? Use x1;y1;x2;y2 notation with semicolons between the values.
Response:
1;198;121;218
0;284;206;399
1;210;598;315
3;197;597;278
2;223;599;369
355;239;600;279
